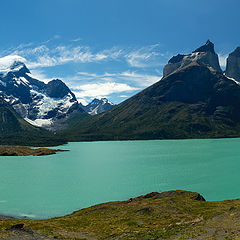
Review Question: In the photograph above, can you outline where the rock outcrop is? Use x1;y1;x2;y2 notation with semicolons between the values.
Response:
163;40;222;77
225;47;240;82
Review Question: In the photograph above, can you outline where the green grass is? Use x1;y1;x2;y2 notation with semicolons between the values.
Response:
1;190;240;239
60;101;240;142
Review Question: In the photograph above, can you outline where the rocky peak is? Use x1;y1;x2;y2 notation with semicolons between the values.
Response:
91;98;113;105
225;47;240;82
9;61;31;78
45;79;76;99
82;98;114;115
193;40;215;54
163;40;222;77
0;55;26;73
168;54;185;64
9;60;27;71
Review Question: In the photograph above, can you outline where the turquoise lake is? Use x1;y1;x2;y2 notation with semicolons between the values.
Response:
0;138;240;219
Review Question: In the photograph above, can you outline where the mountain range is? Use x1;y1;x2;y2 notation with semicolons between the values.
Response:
2;40;240;145
0;59;113;145
61;40;240;141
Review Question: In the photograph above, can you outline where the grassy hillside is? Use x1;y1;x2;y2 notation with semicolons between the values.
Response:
61;102;240;141
1;190;240;239
60;65;240;141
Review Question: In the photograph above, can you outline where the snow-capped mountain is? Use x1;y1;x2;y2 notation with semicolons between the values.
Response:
82;98;114;115
0;56;83;129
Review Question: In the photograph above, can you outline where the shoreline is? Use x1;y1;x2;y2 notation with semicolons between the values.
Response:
0;146;68;156
1;190;240;239
0;190;239;221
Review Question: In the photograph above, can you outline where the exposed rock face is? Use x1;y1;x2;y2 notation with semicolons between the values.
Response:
45;79;76;99
225;47;240;82
163;54;186;77
0;59;84;129
163;40;222;77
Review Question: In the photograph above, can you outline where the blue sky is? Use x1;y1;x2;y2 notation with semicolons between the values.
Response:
0;0;239;105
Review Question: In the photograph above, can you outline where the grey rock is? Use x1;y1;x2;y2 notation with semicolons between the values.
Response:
163;40;222;77
225;47;240;82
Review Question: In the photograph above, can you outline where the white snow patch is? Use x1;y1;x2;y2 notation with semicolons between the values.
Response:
19;77;30;86
0;55;26;76
25;118;53;127
30;90;75;118
89;105;100;115
225;74;240;85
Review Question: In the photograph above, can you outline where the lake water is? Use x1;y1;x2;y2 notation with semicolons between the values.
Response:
0;138;240;219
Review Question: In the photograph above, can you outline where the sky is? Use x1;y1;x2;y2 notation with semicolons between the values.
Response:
0;0;239;105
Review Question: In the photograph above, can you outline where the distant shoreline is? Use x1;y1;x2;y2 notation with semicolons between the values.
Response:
0;146;68;156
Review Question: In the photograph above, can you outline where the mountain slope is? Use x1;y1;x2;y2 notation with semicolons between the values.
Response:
61;41;240;141
4;190;240;239
0;98;66;146
82;98;114;115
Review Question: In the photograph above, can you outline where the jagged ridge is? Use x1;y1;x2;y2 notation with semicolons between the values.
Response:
163;40;222;77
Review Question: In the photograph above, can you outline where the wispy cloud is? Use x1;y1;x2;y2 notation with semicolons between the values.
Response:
2;39;169;70
125;44;168;68
71;37;82;42
11;45;109;68
0;37;166;104
75;71;161;87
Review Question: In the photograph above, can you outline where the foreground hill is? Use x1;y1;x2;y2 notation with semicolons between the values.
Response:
62;41;240;141
2;190;240;239
0;98;66;146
